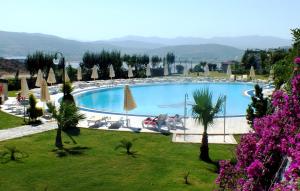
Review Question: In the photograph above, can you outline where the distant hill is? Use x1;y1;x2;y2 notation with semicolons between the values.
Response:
110;35;291;49
0;58;27;76
145;44;243;62
0;30;261;62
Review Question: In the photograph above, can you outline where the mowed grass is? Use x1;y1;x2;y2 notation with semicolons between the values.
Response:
8;90;19;97
0;110;24;129
0;129;237;191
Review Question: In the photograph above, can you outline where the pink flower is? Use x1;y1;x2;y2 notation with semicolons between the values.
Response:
294;57;300;65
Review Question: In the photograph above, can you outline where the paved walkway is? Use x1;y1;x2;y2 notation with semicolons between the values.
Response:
0;122;57;141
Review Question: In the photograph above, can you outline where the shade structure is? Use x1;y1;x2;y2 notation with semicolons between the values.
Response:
40;79;50;102
91;65;98;80
20;77;29;98
204;64;210;77
35;69;43;87
77;66;82;81
226;65;232;77
109;65;115;79
124;85;137;127
249;66;255;79
164;63;169;76
128;65;133;78
64;70;70;82
146;64;151;77
268;68;274;81
47;68;56;85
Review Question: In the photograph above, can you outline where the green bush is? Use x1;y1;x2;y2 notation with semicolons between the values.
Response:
176;65;184;74
61;82;75;104
27;94;43;122
7;79;20;91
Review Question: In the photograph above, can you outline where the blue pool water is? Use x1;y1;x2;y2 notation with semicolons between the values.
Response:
75;82;254;116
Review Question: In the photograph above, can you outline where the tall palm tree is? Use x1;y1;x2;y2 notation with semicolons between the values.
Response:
192;88;224;161
47;102;85;149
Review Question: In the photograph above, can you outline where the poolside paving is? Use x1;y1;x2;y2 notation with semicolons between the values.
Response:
0;122;57;141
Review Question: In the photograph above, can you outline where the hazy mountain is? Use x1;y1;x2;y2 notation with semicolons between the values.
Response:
0;31;245;62
0;31;120;60
110;35;291;49
145;44;243;62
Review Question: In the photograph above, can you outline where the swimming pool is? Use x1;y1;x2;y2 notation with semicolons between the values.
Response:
75;82;254;117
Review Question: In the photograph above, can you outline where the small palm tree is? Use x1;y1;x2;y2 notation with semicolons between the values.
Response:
192;88;224;161
115;139;137;155
47;102;85;149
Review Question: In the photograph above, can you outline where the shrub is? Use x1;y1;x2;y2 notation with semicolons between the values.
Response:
27;94;43;122
246;84;272;126
61;82;75;104
176;65;184;74
193;64;204;73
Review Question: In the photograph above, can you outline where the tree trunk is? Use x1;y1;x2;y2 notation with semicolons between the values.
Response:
55;126;63;149
200;127;210;161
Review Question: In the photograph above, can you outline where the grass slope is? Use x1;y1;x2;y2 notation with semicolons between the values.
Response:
0;110;24;129
0;129;236;191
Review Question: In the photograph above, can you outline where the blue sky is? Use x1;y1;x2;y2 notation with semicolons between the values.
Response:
1;0;299;41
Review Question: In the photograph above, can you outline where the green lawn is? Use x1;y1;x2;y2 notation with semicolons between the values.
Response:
8;90;20;97
0;129;237;191
0;110;24;129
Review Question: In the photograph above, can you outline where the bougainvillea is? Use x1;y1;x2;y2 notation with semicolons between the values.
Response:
294;57;300;65
216;74;300;190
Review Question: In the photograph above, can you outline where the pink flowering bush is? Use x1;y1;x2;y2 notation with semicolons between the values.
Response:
294;57;300;65
216;74;300;190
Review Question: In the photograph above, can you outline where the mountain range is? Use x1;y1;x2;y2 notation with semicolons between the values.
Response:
0;31;291;62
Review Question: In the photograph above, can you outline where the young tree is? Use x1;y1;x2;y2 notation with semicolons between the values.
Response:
151;55;161;68
166;52;175;73
192;88;224;161
47;102;85;149
246;84;271;126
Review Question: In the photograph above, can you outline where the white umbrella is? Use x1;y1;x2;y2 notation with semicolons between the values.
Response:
226;65;232;77
40;79;50;102
204;64;210;77
164;63;169;76
109;65;115;79
268;68;274;82
64;70;70;82
47;68;56;85
249;66;255;80
20;77;29;98
146;64;151;77
91;65;98;80
35;69;43;87
183;66;189;76
128;65;133;78
77;66;82;81
124;85;137;127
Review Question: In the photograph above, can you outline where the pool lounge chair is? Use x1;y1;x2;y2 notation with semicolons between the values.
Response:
107;118;126;129
167;114;184;129
229;75;235;81
87;116;110;127
242;75;248;81
142;114;171;131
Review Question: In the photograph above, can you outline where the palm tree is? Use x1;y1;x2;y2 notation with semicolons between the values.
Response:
47;102;85;149
192;88;224;161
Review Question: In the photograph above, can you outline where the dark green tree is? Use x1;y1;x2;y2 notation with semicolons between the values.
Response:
25;51;54;78
151;55;161;68
246;85;271;126
166;52;175;73
176;65;184;74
